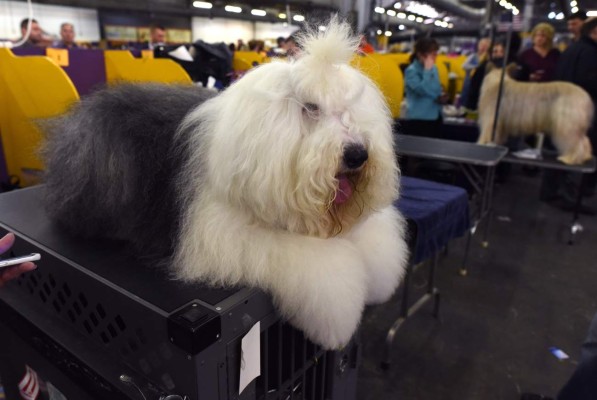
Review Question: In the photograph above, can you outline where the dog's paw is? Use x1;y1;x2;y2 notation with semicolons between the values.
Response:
557;154;575;165
268;239;367;349
346;207;408;305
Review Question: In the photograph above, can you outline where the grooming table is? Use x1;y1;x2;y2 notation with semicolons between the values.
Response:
502;152;596;244
396;117;479;142
395;134;507;266
383;177;470;368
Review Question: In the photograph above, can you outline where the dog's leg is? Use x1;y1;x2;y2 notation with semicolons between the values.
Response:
553;129;579;165
266;236;368;349
176;201;368;350
477;117;495;145
344;206;408;305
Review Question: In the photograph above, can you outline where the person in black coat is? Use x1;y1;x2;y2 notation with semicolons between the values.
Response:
464;34;522;111
540;17;597;205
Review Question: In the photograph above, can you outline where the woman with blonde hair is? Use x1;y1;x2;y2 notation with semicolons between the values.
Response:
518;22;560;82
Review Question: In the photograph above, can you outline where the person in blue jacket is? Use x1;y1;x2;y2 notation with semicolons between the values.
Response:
403;37;446;138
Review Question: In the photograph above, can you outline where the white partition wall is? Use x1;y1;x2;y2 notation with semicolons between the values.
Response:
192;17;299;44
254;22;299;41
0;1;100;41
192;17;254;44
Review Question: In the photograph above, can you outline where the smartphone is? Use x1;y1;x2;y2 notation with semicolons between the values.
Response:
0;253;41;269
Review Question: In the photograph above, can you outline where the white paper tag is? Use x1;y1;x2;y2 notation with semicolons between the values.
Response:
239;321;261;395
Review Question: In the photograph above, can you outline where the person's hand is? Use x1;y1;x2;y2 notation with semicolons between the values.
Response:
437;93;450;105
529;70;544;82
423;54;435;70
0;233;37;287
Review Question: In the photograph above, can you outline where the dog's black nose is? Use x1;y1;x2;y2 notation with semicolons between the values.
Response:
343;144;368;169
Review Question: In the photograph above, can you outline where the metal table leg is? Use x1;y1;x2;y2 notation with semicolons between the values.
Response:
382;254;440;369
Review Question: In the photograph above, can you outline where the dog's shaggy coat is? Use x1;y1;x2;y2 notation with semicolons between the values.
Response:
478;69;594;164
42;21;408;349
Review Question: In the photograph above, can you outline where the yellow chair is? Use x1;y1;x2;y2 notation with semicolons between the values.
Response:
435;59;449;91
0;49;79;186
352;54;404;119
384;53;411;72
104;50;192;84
437;55;467;93
233;51;268;72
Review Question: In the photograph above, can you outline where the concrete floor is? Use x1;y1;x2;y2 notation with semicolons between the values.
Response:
357;168;597;400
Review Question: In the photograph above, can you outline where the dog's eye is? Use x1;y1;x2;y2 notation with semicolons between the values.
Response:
303;103;320;116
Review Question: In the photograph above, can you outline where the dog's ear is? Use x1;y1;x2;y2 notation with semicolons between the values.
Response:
505;62;520;79
485;62;497;74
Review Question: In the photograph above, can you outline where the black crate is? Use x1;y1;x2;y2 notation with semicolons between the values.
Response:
0;187;358;400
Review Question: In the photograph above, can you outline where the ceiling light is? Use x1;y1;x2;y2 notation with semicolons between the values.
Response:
397;12;407;18
405;2;439;18
570;0;577;6
224;5;242;13
387;10;397;16
399;24;405;30
448;23;454;28
548;11;556;18
588;10;597;16
385;31;392;36
394;2;402;8
251;9;266;16
512;8;519;14
192;1;213;9
434;20;442;26
318;26;326;31
377;29;382;35
571;6;579;12
293;14;305;21
278;13;286;19
556;12;564;19
375;7;385;13
407;14;416;21
416;16;423;22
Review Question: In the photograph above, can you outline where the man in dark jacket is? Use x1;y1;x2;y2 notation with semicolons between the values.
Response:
555;18;597;104
540;17;597;205
14;18;45;48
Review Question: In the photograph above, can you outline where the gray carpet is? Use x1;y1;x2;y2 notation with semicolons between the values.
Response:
358;168;597;400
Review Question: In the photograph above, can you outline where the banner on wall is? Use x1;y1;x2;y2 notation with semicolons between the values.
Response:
104;25;191;43
104;25;137;41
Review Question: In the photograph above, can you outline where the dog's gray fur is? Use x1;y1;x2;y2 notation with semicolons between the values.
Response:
41;83;215;260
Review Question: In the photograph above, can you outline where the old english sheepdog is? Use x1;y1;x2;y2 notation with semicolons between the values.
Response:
478;68;594;165
42;21;408;349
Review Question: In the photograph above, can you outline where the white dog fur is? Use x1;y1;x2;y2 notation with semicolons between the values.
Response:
478;68;594;165
43;20;409;349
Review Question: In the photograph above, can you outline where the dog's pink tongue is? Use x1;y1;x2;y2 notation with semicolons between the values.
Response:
335;175;352;205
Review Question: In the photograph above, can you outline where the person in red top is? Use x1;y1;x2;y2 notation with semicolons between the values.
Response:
518;23;560;82
359;35;375;54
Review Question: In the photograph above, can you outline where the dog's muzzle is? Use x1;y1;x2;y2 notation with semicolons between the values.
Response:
342;144;368;170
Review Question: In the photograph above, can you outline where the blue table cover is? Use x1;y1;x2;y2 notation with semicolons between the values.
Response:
395;176;470;264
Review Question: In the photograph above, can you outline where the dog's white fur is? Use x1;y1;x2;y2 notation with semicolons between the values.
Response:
478;68;594;164
171;21;408;348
